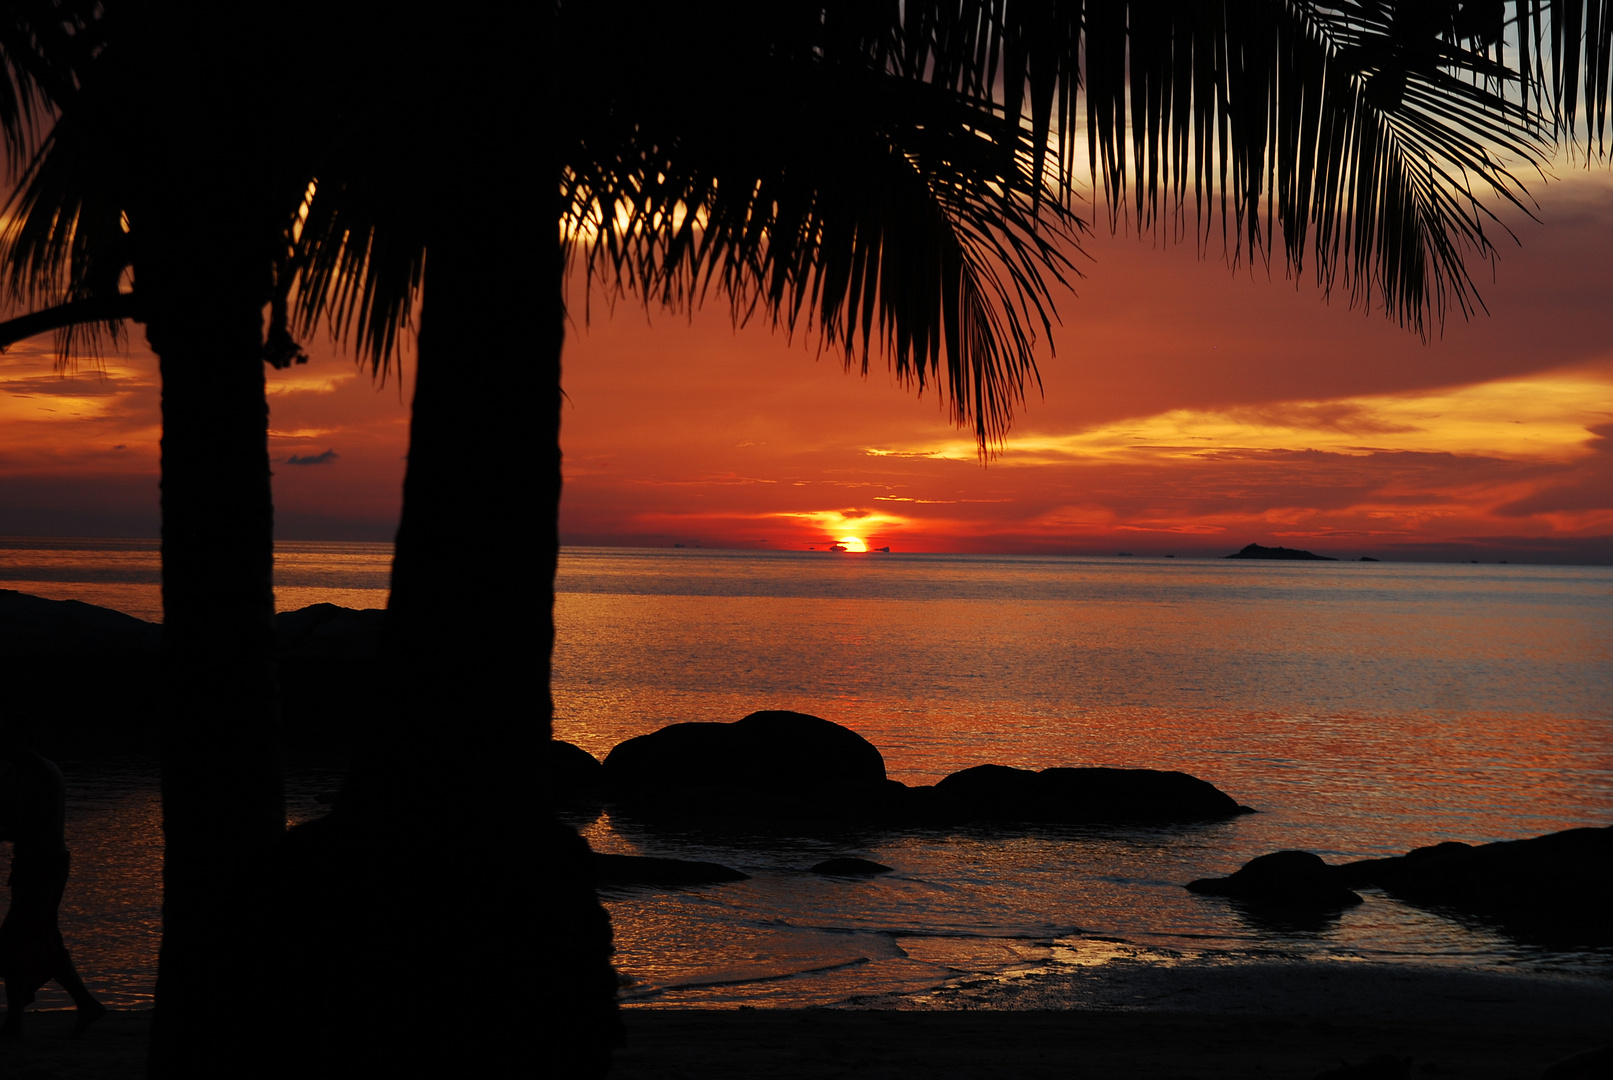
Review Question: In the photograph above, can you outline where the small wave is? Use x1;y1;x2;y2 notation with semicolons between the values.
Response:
622;956;872;1001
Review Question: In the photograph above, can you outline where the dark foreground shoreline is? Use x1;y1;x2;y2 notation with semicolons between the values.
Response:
614;1009;1610;1079
6;966;1610;1080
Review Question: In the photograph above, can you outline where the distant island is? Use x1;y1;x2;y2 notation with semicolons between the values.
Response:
1224;542;1337;561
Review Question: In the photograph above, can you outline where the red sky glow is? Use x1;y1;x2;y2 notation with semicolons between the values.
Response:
2;173;1610;563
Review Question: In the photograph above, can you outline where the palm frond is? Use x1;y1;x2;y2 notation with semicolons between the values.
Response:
0;105;132;362
562;2;1082;450
314;1;1605;451
288;175;425;379
0;1;98;178
895;1;1549;336
1515;0;1613;154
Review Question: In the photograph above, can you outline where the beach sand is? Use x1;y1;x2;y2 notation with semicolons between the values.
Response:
615;1011;1607;1079
0;1011;150;1079
612;963;1612;1078
2;966;1608;1078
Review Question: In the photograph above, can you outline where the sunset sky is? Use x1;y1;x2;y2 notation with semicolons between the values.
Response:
2;171;1610;563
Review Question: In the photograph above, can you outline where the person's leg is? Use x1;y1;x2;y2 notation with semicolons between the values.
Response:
52;952;105;1035
3;977;30;1036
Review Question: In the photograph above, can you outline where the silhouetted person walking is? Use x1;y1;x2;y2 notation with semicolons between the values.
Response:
0;724;103;1036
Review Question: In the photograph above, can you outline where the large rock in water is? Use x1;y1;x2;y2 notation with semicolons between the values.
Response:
930;764;1253;825
0;588;160;655
547;740;606;804
1337;825;1613;944
274;603;386;749
0;589;161;749
591;852;749;889
1186;850;1363;910
601;710;890;819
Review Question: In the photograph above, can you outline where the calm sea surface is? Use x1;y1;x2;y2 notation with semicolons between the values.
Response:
1;540;1610;1010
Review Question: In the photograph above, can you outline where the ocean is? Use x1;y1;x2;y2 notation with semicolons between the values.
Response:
1;540;1610;1010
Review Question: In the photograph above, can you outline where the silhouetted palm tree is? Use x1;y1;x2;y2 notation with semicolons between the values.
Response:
2;3;1610;1077
0;5;347;1075
292;3;1611;1075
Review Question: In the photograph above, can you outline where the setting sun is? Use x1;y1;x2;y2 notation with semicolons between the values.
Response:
837;536;868;552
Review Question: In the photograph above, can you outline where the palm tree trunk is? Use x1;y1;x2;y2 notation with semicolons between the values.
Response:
142;277;284;1078
287;228;617;1076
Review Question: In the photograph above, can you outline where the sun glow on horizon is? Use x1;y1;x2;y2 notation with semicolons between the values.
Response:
837;535;868;552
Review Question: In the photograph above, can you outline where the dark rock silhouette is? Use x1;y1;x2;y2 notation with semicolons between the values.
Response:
0;590;160;751
592;853;749;888
1337;826;1613;945
274;602;384;660
0;589;160;655
274;603;386;750
1189;826;1612;945
811;857;893;876
549;740;606;803
933;763;1254;825
1225;543;1337;560
1186;850;1363;911
601;710;890;819
0;592;393;753
601;712;1252;828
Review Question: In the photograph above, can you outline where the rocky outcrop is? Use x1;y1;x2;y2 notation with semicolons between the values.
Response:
274;603;386;749
1187;826;1613;945
0;591;394;751
275;602;384;662
0;588;160;655
592;852;749;889
1186;850;1362;910
1338;826;1613;944
606;709;888;790
932;764;1254;825
548;740;606;803
0;590;161;748
1225;543;1336;560
811;857;893;876
601;710;892;819
600;712;1252;829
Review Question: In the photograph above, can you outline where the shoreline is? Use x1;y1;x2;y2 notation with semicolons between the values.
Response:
841;959;1613;1024
7;965;1608;1078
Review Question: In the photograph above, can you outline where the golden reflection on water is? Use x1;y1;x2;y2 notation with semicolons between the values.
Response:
0;538;392;622
0;763;345;1011
3;545;1609;1008
552;551;1610;1007
553;554;1611;855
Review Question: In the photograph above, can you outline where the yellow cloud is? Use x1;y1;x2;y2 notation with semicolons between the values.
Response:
774;508;908;534
268;428;339;440
265;370;357;396
866;366;1613;465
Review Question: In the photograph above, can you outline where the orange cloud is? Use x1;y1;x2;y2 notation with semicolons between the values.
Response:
0;331;411;540
862;366;1613;465
4;173;1612;562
